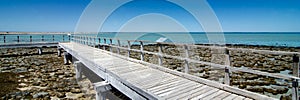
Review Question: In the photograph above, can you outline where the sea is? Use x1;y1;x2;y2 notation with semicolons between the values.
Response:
0;32;299;47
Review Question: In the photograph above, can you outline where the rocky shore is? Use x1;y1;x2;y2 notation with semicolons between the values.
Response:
0;47;88;99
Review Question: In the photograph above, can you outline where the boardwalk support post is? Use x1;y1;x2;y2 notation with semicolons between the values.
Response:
80;36;83;44
57;47;63;57
38;48;43;55
84;36;86;45
224;49;231;85
109;39;113;53
98;38;101;49
17;36;20;43
74;61;83;80
140;41;144;61
184;45;189;74
103;39;106;50
68;35;70;41
292;79;299;100
93;81;112;100
93;37;96;48
30;36;32;42
42;35;44;41
293;54;299;77
224;67;230;85
127;41;131;58
3;36;5;43
117;40;121;54
158;43;163;66
63;35;65;42
64;52;72;65
292;54;299;100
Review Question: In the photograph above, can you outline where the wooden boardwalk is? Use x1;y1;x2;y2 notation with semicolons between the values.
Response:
59;42;276;100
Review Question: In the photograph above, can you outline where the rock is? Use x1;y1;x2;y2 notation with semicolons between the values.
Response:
56;71;64;75
270;86;289;94
65;92;84;99
246;86;264;92
71;88;81;93
245;74;258;80
56;92;66;98
32;92;49;98
19;75;25;78
51;96;61;100
32;82;41;86
19;83;27;87
40;83;48;87
13;67;27;73
0;67;12;71
280;94;292;100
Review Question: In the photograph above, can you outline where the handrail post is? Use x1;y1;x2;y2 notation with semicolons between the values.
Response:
87;36;89;45
17;36;20;43
30;36;32;42
68;35;71;41
224;48;231;85
82;36;84;44
63;35;65;42
127;41;131;58
184;45;189;74
85;36;87;45
89;37;92;46
103;38;106;50
140;41;144;61
81;36;83;44
90;37;92;46
93;37;96;48
79;36;81;44
158;43;163;66
117;40;121;54
293;54;299;77
52;35;55;42
3;36;5;43
42;35;44;41
292;54;299;100
98;38;101;49
292;79;299;100
109;39;113;52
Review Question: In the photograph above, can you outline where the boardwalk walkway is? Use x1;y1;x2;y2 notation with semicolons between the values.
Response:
59;42;276;100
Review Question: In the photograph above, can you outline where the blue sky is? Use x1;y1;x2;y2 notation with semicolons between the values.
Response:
0;0;299;32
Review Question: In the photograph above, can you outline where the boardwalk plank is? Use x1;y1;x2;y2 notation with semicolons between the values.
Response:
148;79;189;93
222;94;239;100
178;85;212;100
165;84;203;100
233;96;245;100
190;88;219;100
212;91;231;100
129;73;173;87
142;77;181;89
155;81;196;96
201;90;225;100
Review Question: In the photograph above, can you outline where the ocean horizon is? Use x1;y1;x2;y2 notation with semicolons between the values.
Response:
1;32;300;47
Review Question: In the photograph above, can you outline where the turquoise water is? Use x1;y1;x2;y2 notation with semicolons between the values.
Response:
1;32;300;47
95;32;300;47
